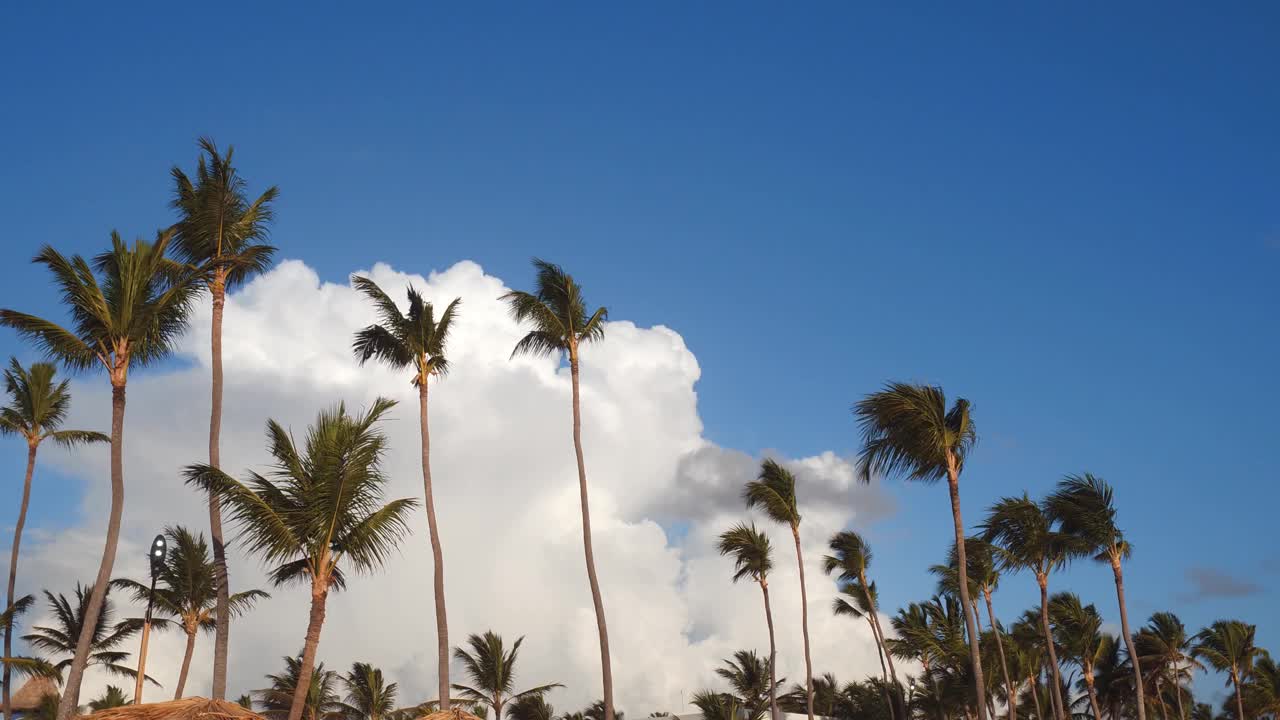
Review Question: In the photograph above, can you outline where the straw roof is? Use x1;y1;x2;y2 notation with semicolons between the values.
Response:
81;698;266;720
10;676;59;711
414;710;485;720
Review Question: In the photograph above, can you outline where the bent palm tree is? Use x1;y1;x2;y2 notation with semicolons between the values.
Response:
22;584;152;686
1049;593;1106;720
0;359;106;720
831;582;897;718
1192;621;1258;720
823;530;901;720
501;259;611;720
744;459;813;720
451;631;562;720
185;399;416;720
1045;473;1146;720
338;662;398;720
171;137;278;700
353;276;460;709
113;526;268;698
0;233;196;719
1137;613;1200;720
853;383;986;720
718;523;781;720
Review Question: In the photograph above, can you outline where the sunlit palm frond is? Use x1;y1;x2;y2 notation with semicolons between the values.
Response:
743;459;800;527
717;523;772;584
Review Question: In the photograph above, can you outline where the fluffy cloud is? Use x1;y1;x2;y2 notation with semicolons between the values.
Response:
6;259;896;714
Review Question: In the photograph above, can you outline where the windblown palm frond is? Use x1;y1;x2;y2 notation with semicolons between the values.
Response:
501;259;608;360
852;383;975;485
717;524;773;584
352;276;461;386
743;460;800;527
21;584;155;685
338;662;399;720
452;632;562;720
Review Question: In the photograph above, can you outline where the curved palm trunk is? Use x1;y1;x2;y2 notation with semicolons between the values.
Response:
1229;671;1244;720
984;589;1016;720
790;525;814;720
174;629;197;699
861;568;902;720
288;588;328;720
570;357;614;720
1170;666;1185;720
56;382;127;720
419;383;450;709
1028;673;1043;720
1084;674;1102;720
1036;577;1066;720
867;616;895;720
1109;557;1146;720
209;277;231;701
1153;679;1167;720
760;581;780;720
2;444;37;720
946;460;988;720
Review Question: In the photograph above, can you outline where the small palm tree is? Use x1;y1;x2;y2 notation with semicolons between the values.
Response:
743;459;813;720
715;651;777;720
581;701;622;720
981;495;1081;720
508;695;555;720
824;530;901;720
501;259;612;720
171;137;278;701
830;582;897;718
185;399;417;720
853;382;986;720
717;523;781;720
1192;621;1259;720
257;654;344;720
352;275;460;710
1045;473;1147;720
0;358;106;720
1048;593;1107;720
1137;613;1201;720
885;602;947;720
0;595;59;689
88;686;130;712
0;232;197;719
337;662;398;720
113;526;269;698
451;631;562;720
690;691;745;720
22;584;152;686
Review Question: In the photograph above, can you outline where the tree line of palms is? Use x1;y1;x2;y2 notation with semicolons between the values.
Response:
0;139;1272;720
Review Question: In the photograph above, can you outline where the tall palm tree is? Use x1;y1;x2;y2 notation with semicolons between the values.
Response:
451;631;562;720
501;259;612;720
0;359;106;720
509;694;555;720
0;233;195;719
1008;615;1047;720
257;655;344;720
715;650;777;720
22;584;152;687
185;399;417;720
717;523;781;720
171;137;278;700
113;526;269;698
1045;473;1147;720
743;459;813;720
338;662;398;720
981;495;1080;720
1192;621;1258;720
1048;593;1107;720
1137;613;1201;720
852;383;986;720
823;530;901;720
352;275;460;709
831;582;897;719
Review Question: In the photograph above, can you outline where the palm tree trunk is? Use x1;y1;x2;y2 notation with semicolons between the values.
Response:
860;569;902;720
209;275;231;701
1109;557;1146;720
1084;676;1102;720
946;460;988;720
1170;666;1185;720
790;525;815;720
419;382;450;710
174;629;197;699
1028;673;1043;720
569;356;614;720
1036;577;1066;720
984;589;1016;720
56;381;127;720
1230;672;1244;720
2;444;37;720
869;619;897;720
288;588;328;720
760;581;780;720
1154;679;1167;720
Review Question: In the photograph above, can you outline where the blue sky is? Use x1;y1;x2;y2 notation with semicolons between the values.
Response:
2;2;1278;705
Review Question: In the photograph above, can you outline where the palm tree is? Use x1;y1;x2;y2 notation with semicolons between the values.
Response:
0;232;196;718
831;582;897;719
170;137;278;701
0;595;59;691
981;495;1080;720
22;584;151;687
352;275;460;709
691;691;746;720
1137;613;1201;720
257;655;344;720
337;662;398;720
88;686;130;712
1045;473;1147;720
717;523;781;720
451;631;562;720
1243;653;1280;720
886;602;947;720
1008;615;1047;720
113;526;269;698
743;459;813;720
0;358;106;720
501;259;611;720
852;383;986;720
823;531;901;720
1192;621;1258;720
509;695;555;720
185;399;417;720
715;650;777;720
1048;593;1106;720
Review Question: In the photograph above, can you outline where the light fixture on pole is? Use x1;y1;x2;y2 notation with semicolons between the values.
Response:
134;533;166;705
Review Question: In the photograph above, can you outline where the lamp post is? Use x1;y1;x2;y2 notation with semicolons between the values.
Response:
134;533;166;705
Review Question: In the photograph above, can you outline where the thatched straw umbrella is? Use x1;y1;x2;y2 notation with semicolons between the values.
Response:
79;698;266;720
10;676;60;714
413;710;485;720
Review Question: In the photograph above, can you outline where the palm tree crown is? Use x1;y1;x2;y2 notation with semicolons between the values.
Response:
1044;473;1130;564
1193;620;1259;720
21;584;143;682
501;259;607;361
0;359;107;448
743;460;800;527
338;662;399;720
852;383;975;485
981;495;1080;578
718;524;773;584
257;654;344;720
352;277;461;386
452;631;562;720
